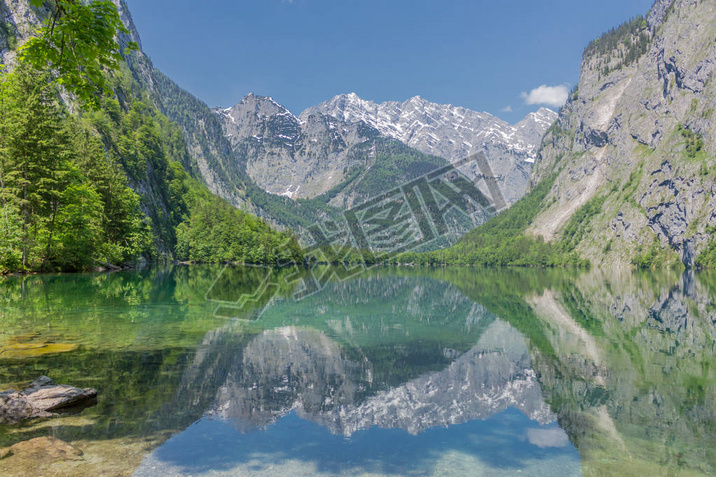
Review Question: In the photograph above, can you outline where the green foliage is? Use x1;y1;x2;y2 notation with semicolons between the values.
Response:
246;182;342;231
678;124;705;160
696;229;716;269
561;196;606;253
0;205;22;272
584;16;651;75
0;19;18;50
20;0;137;107
0;65;153;272
175;189;304;265
339;140;447;202
632;237;672;270
53;183;104;270
395;174;588;267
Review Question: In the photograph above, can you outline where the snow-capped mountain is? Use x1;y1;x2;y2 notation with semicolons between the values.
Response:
214;93;556;208
301;93;556;163
214;94;447;204
302;94;557;203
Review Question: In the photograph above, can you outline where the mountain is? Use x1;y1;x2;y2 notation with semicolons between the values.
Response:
302;93;558;204
527;0;715;268
214;94;454;210
419;0;716;269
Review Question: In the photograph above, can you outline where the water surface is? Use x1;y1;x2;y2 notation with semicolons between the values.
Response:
0;266;714;476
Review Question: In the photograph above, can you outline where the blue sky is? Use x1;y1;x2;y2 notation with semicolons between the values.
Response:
124;0;655;123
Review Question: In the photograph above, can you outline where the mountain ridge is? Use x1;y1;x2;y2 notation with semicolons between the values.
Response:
301;92;557;204
301;92;557;163
213;93;473;230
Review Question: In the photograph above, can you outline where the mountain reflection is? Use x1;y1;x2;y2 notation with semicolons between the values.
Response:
146;267;716;476
171;273;557;437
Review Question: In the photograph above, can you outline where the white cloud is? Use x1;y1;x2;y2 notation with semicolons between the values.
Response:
521;84;569;108
526;428;570;448
501;105;513;113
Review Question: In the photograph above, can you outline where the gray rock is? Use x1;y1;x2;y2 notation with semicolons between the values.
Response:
0;377;97;424
647;0;674;31
214;94;386;200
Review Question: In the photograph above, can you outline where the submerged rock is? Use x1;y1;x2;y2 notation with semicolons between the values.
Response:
0;437;84;462
0;376;97;424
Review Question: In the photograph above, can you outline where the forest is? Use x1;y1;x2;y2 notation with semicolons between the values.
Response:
0;0;302;273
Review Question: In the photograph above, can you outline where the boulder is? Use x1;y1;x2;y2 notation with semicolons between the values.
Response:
0;377;97;424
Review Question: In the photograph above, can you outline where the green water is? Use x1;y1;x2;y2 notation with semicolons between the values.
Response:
0;265;715;476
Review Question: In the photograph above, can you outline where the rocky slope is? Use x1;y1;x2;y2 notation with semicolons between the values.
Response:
303;93;558;204
529;0;716;268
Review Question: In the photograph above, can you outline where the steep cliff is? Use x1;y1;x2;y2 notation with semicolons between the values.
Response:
530;0;716;268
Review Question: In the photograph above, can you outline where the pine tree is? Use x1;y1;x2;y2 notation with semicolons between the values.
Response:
2;66;70;269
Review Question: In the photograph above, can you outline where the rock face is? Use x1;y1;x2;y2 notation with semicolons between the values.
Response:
216;94;383;200
529;0;716;268
303;93;557;204
0;377;97;424
215;94;466;212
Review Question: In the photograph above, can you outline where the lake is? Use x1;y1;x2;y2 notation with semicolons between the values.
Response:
0;265;715;476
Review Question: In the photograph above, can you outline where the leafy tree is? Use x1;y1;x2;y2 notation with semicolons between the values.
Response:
21;0;137;107
0;204;23;272
53;182;104;270
0;65;71;268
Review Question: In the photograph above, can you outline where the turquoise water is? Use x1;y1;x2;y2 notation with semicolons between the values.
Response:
1;266;715;476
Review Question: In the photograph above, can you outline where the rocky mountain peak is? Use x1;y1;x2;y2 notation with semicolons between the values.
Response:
221;93;298;122
301;93;557;204
515;108;559;146
214;94;301;150
301;92;555;164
